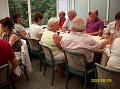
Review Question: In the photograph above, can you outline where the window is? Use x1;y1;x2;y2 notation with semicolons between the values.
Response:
8;0;56;27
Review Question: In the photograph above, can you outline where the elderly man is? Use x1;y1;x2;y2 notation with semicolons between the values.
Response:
103;11;120;38
61;17;100;70
86;10;104;36
58;11;66;28
62;10;77;30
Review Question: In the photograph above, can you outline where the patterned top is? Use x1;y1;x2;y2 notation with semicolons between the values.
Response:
2;31;22;52
61;32;99;63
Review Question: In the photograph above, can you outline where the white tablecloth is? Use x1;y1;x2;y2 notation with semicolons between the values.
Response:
14;39;32;76
21;39;32;72
91;36;110;57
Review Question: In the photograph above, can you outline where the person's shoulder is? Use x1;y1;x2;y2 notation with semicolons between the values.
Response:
0;39;10;47
114;38;120;42
108;21;116;25
97;18;104;23
15;24;22;27
30;24;42;29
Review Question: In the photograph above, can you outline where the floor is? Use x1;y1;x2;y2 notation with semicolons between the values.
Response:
15;58;94;89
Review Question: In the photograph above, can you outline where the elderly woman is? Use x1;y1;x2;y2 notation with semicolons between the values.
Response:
0;17;22;61
61;17;100;70
41;17;65;61
30;12;44;40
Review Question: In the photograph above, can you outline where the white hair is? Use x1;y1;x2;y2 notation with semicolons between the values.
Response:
70;17;85;32
68;10;77;16
47;17;59;31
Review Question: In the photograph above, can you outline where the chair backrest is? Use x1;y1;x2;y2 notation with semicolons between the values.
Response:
40;43;54;62
94;63;120;89
27;38;42;52
64;49;87;72
0;64;9;86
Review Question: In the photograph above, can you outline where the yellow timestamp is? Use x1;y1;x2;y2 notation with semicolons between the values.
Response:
91;79;112;83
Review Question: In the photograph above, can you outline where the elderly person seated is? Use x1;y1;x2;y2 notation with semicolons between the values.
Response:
0;17;22;59
100;12;120;67
101;21;120;70
62;10;77;30
61;17;102;69
41;17;65;61
85;10;104;36
58;11;66;28
0;17;22;76
0;38;18;72
30;12;44;40
103;11;120;38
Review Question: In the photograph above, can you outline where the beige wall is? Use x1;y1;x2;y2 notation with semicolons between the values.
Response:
0;0;9;19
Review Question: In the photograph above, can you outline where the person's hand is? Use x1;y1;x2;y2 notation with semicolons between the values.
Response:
99;39;111;49
102;34;109;39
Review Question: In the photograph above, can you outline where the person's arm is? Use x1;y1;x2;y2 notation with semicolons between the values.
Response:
7;43;18;72
99;38;112;49
102;23;111;38
88;29;103;36
9;58;18;72
9;34;18;47
53;34;62;50
89;20;104;36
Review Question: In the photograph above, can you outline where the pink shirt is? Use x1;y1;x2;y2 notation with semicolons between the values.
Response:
60;32;99;63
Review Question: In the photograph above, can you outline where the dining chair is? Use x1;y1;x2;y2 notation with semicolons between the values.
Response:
40;43;65;86
0;64;15;89
64;49;94;89
18;59;29;81
26;38;44;71
94;63;120;89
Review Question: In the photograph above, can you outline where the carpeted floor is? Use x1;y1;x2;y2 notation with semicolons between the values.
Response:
15;58;94;89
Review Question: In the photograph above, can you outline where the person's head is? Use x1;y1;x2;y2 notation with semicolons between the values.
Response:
89;10;98;20
34;12;43;25
16;29;26;38
12;12;22;24
70;18;85;32
58;11;65;20
47;17;59;32
0;17;14;32
67;10;77;20
115;11;120;28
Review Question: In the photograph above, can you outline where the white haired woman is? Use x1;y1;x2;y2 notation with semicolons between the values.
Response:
41;17;65;61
